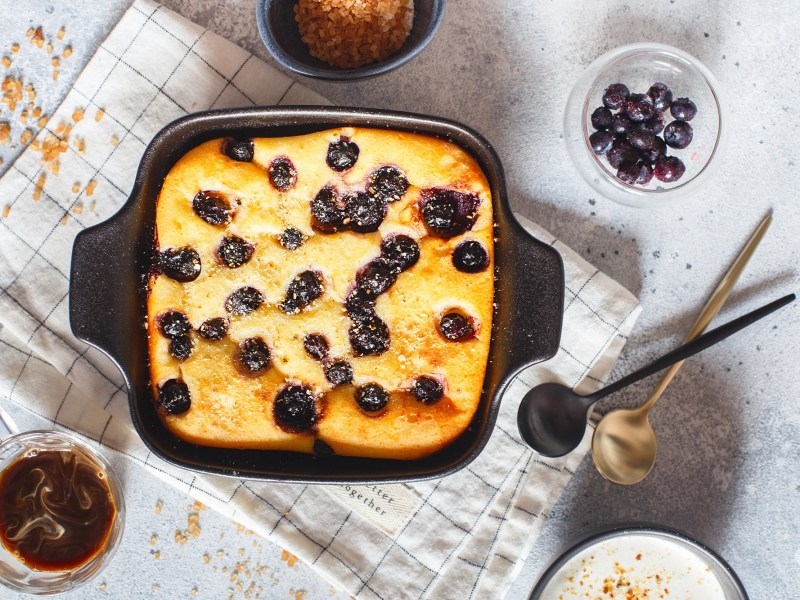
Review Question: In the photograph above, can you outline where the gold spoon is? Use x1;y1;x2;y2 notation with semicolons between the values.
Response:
592;211;773;485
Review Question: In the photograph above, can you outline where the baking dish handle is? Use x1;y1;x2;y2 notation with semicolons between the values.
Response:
69;201;144;375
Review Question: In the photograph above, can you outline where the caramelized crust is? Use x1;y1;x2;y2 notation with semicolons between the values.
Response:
148;127;494;459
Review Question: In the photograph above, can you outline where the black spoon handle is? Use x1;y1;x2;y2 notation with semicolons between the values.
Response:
593;292;796;401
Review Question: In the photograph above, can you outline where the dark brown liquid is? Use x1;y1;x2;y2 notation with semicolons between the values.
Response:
0;449;116;571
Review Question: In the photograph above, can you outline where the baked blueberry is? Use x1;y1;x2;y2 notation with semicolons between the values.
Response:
273;384;317;432
159;247;201;282
420;188;480;239
192;190;234;226
602;83;629;110
303;333;329;360
313;439;335;455
380;235;420;273
355;383;389;413
647;83;673;112
310;186;346;233
280;227;305;250
225;286;264;315
367;166;409;202
345;288;376;319
439;312;475;341
158;310;191;339
238;337;271;372
663;120;693;149
280;271;324;314
357;259;396;298
452;240;489;273
326;137;359;171
217;235;254;268
324;360;353;386
349;313;390;356
223;137;254;162
268;157;297;191
344;192;387;233
411;376;443;405
158;379;191;414
169;335;193;360
670;97;697;121
198;317;229;340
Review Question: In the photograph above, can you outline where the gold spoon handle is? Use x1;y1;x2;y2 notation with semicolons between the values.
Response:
637;210;773;413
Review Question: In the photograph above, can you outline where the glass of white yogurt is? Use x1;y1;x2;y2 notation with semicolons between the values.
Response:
530;525;748;600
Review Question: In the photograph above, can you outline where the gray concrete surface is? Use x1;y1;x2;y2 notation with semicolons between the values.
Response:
1;1;798;598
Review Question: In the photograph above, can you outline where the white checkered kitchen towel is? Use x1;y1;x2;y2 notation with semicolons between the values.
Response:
0;1;641;598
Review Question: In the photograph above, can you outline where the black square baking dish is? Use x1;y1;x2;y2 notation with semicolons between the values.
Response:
69;106;564;483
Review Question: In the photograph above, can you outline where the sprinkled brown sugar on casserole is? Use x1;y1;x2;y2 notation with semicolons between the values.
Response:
147;127;494;460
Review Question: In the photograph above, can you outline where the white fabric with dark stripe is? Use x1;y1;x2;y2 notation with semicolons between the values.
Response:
0;2;641;598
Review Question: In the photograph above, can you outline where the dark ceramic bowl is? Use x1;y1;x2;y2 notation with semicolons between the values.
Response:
529;524;748;600
69;106;564;483
256;0;445;80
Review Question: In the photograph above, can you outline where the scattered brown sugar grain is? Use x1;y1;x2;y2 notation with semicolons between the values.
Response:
1;57;10;68
0;122;10;144
11;43;19;54
72;107;84;122
63;46;72;58
31;27;44;48
294;0;414;69
95;108;105;122
57;27;66;41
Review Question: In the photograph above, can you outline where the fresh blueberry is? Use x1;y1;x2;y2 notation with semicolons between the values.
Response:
198;317;229;340
158;310;191;339
638;136;666;164
438;312;475;341
217;235;254;269
591;106;614;130
380;235;420;273
344;192;387;233
654;156;686;183
303;333;329;361
636;162;655;185
606;141;638;169
169;335;193;360
159;247;201;282
280;271;324;314
610;112;631;136
647;83;673;112
452;240;489;273
625;93;655;122
268;157;298;191
192;190;234;226
310;186;346;233
223;137;254;162
663;120;694;149
420;189;480;239
627;125;656;152
355;383;389;413
645;111;666;135
670;97;697;121
589;130;614;155
158;379;191;414
326;137;359;171
411;376;443;405
349;313;390;356
602;83;630;110
238;337;271;372
367;166;409;202
225;286;264;315
279;227;305;250
324;360;353;386
273;385;317;432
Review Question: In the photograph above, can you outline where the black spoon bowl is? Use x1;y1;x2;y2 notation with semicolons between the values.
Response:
517;292;795;457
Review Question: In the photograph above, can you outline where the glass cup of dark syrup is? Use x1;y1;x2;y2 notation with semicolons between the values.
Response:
0;430;125;594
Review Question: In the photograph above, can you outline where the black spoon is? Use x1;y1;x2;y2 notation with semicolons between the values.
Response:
517;292;795;457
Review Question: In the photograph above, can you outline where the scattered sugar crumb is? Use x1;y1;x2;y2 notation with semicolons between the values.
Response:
31;27;44;48
191;587;198;597
46;42;53;55
153;550;161;560
10;43;19;54
63;46;72;58
71;181;80;193
290;589;307;600
0;121;9;144
98;582;107;591
52;70;58;81
86;179;97;196
217;549;225;558
32;173;46;201
281;549;299;568
110;134;119;146
95;108;105;122
57;27;66;40
72;107;84;122
59;213;68;225
72;201;83;215
2;75;24;111
154;499;163;515
202;553;211;564
1;57;10;68
2;205;10;218
52;56;59;68
89;199;97;212
149;534;158;547
26;28;34;39
20;127;34;146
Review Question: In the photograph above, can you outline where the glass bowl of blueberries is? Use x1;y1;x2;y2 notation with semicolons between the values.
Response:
564;42;725;207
